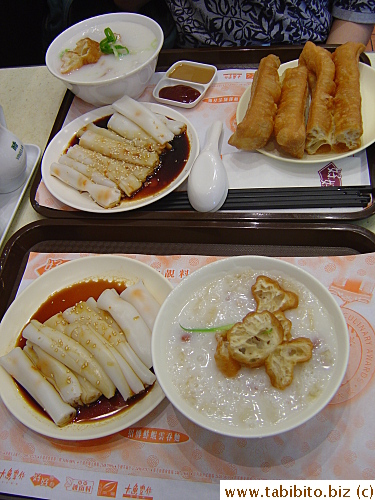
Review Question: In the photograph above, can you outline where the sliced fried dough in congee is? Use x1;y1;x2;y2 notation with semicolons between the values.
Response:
214;332;241;377
61;38;102;74
251;275;298;313
299;41;336;154
332;41;365;153
227;311;283;368
273;310;292;341
265;338;313;390
228;54;281;151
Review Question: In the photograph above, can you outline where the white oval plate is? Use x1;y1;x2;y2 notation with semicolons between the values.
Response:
42;103;199;212
0;255;173;440
152;255;349;438
236;61;375;163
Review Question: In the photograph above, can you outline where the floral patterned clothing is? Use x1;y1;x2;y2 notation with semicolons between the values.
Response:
164;0;375;47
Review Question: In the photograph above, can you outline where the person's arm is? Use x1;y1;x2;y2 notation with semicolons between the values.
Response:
113;0;150;12
326;19;374;45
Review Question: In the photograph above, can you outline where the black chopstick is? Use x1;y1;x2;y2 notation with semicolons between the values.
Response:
143;185;372;211
224;185;373;198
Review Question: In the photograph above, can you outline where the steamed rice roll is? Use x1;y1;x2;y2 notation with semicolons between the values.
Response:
97;289;153;368
24;342;83;407
23;320;116;399
113;95;174;145
64;321;133;401
63;300;155;387
0;347;76;426
79;130;159;168
120;280;161;331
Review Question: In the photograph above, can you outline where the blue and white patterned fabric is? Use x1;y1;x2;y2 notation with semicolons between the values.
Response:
164;0;375;47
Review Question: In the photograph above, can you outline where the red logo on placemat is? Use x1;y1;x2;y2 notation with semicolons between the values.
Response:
30;473;60;488
329;277;374;306
318;162;342;186
97;479;118;498
35;258;70;276
0;468;25;482
65;477;94;494
123;483;153;499
121;427;189;444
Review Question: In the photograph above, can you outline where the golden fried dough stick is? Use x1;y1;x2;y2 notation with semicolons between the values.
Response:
299;41;336;154
274;65;309;159
61;38;102;74
265;338;313;390
228;54;281;151
214;333;241;378
251;275;299;313
227;311;284;368
332;42;365;153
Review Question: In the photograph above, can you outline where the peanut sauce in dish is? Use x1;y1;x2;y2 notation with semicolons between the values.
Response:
17;279;155;424
168;62;216;84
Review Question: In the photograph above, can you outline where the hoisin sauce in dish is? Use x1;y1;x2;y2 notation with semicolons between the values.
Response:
17;279;155;424
159;84;201;104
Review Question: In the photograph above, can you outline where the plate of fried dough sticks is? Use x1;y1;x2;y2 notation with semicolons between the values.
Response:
231;41;375;163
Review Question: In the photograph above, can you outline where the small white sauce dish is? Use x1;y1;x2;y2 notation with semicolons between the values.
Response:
153;60;217;108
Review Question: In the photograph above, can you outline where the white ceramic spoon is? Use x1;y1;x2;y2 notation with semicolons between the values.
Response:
187;120;228;212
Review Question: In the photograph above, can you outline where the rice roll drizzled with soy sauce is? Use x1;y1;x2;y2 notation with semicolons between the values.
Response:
0;279;162;427
49;96;187;208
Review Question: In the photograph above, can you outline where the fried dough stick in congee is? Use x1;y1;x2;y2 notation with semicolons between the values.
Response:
228;54;281;151
332;41;365;153
265;338;313;390
299;41;336;154
274;65;309;159
61;38;102;74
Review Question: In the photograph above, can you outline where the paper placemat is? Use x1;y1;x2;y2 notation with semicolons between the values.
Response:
1;251;375;499
35;70;371;213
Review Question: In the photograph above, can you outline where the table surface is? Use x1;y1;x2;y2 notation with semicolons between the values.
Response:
1;55;375;498
0;65;66;252
0;54;375;254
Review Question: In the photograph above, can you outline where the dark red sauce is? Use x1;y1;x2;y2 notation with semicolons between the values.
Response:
135;131;190;197
74;384;153;423
159;84;201;103
31;279;127;324
17;279;155;424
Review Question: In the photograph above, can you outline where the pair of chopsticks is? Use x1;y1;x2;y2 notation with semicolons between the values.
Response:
146;185;372;211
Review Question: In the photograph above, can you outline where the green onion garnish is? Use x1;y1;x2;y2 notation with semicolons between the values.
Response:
179;323;235;333
100;27;129;58
262;328;273;335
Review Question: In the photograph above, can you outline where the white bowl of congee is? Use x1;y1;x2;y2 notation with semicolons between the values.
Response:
46;13;164;106
152;255;349;438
